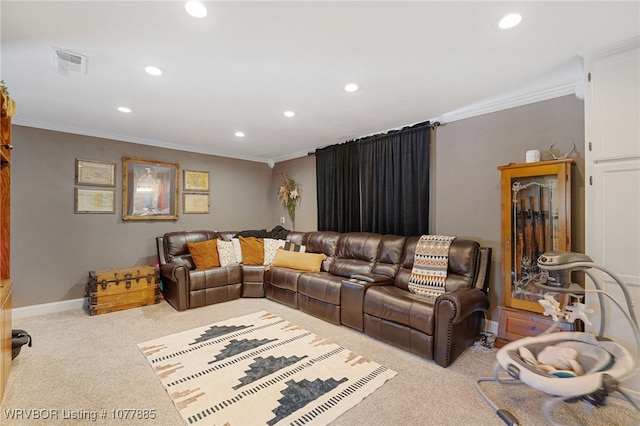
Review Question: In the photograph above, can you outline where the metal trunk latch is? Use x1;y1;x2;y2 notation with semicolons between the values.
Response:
124;273;133;289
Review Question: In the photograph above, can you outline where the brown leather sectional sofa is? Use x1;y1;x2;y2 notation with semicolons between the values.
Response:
156;229;491;367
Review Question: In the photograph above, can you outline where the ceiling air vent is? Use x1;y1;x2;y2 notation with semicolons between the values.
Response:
51;47;87;76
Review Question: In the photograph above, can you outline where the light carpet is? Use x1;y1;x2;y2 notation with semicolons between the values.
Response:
4;299;639;425
138;310;397;425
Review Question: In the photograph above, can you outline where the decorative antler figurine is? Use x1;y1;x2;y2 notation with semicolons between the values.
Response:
565;302;594;326
539;294;562;322
548;142;575;160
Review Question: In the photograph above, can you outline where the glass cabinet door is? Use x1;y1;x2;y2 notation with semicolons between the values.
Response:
498;159;573;313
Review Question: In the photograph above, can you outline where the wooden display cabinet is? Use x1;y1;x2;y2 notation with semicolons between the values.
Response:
498;159;573;313
1;91;13;403
496;159;575;347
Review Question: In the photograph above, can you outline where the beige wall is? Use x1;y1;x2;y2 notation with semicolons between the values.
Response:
11;127;274;307
271;155;318;232
432;94;585;319
11;95;585;315
274;95;585;321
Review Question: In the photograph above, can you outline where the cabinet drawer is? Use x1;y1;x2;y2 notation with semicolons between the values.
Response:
496;306;576;347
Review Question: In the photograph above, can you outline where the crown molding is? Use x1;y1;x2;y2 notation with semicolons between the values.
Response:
13;82;581;167
433;83;579;125
580;36;640;60
10;119;272;165
272;83;581;165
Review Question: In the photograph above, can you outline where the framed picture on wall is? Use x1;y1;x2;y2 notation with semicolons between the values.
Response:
75;159;116;187
122;157;179;221
183;193;210;214
183;170;209;192
75;188;115;213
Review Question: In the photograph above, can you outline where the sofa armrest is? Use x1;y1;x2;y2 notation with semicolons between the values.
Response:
436;287;489;323
159;262;190;311
341;276;393;331
433;287;489;367
350;273;393;284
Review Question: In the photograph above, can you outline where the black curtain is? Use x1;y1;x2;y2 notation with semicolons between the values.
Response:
316;121;431;235
316;141;361;232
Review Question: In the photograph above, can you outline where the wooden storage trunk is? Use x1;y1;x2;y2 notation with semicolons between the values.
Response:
86;266;159;316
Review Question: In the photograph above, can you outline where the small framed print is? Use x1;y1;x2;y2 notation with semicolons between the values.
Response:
183;193;210;214
183;170;209;192
75;159;116;187
75;188;115;214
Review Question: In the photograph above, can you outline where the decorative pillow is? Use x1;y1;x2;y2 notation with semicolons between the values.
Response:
282;241;306;253
270;249;326;272
187;239;220;270
231;238;243;263
239;236;264;266
263;238;285;265
216;240;238;267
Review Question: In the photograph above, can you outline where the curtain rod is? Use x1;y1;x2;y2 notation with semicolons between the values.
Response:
308;120;441;156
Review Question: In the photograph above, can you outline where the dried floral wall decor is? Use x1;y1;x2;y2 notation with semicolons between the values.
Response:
277;174;301;229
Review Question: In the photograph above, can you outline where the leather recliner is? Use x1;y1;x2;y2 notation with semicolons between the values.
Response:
361;237;491;367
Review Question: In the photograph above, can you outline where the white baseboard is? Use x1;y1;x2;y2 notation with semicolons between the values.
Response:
12;298;86;321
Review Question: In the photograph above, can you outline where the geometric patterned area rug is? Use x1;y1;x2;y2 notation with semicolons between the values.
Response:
138;311;397;425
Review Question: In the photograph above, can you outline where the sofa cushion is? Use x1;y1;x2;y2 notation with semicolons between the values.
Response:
302;231;341;271
217;240;239;267
266;267;306;292
297;272;342;305
302;231;340;255
363;285;436;335
271;250;326;272
373;234;407;278
395;237;479;292
329;232;382;278
163;230;220;261
239;236;264;265
187;239;220;270
188;265;242;291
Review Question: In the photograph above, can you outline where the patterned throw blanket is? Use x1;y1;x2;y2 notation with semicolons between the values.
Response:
408;235;456;298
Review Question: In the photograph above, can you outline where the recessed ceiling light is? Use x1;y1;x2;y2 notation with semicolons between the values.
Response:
185;1;207;18
283;110;296;118
144;65;164;76
234;131;245;138
498;13;522;29
344;83;359;92
118;106;132;113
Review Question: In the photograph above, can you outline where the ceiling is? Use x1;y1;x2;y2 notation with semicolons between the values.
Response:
2;1;639;165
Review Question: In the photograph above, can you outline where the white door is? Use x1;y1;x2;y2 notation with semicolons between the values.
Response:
584;39;639;395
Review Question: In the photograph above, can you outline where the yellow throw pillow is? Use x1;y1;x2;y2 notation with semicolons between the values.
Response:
187;239;220;270
239;236;264;266
270;249;327;272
